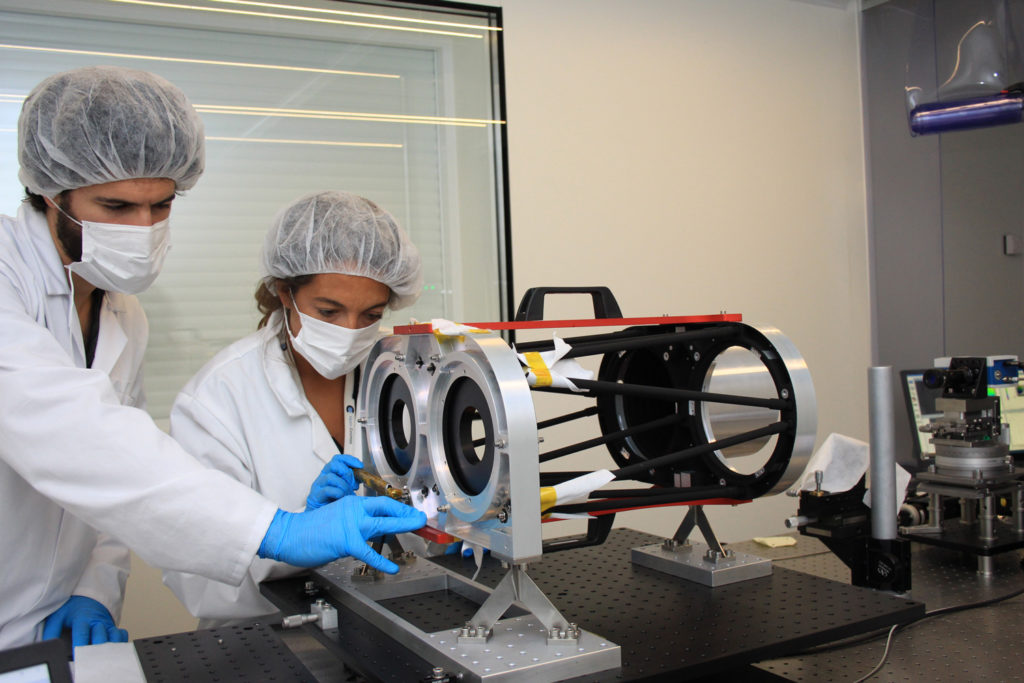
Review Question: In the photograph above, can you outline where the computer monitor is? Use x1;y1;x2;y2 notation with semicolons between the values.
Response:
991;382;1024;455
0;639;72;683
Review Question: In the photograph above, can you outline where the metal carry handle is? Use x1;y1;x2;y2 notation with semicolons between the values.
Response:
514;286;623;321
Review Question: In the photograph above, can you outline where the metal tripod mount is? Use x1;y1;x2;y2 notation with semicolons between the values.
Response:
458;563;580;645
631;505;772;587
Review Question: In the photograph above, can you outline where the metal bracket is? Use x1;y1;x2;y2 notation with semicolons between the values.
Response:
352;535;417;582
458;564;579;646
673;505;732;558
633;505;772;586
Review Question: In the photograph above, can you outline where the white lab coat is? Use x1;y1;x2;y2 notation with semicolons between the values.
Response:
163;311;359;626
0;204;277;649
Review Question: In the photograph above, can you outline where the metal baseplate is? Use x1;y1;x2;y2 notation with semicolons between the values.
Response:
314;557;620;682
632;540;773;587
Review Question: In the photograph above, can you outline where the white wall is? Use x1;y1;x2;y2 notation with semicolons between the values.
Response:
492;0;870;541
122;0;872;638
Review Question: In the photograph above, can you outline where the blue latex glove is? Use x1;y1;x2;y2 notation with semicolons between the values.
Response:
258;495;426;573
42;596;128;648
306;454;363;510
444;541;490;558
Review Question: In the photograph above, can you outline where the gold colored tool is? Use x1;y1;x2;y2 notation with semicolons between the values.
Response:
354;469;409;502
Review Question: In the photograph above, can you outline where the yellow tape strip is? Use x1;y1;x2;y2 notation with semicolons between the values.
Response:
523;351;552;387
433;329;464;342
431;323;489;341
539;487;558;513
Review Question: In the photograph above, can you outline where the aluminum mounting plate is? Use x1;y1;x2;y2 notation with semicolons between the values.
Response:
632;541;773;587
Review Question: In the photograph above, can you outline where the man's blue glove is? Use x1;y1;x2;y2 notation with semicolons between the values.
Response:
42;596;128;648
258;495;426;573
444;541;490;558
306;454;363;510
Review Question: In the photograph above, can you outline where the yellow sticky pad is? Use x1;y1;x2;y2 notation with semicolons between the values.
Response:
752;536;798;548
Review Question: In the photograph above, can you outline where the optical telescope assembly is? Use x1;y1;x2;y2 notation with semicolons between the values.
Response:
303;288;817;681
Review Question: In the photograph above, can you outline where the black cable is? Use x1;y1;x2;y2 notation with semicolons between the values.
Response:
852;625;898;683
787;578;1024;658
920;584;1024;619
847;584;1024;681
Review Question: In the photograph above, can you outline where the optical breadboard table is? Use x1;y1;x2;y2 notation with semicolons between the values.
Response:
750;535;1024;681
260;528;923;681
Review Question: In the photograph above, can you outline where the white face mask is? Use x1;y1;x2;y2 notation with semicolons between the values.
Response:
284;293;381;380
52;200;171;294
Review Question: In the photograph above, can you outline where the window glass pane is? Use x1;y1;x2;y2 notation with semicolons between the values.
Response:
0;0;508;421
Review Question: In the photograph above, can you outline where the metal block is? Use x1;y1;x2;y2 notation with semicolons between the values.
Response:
631;541;772;587
427;616;619;681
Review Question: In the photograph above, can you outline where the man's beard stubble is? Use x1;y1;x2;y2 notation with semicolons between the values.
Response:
54;199;83;263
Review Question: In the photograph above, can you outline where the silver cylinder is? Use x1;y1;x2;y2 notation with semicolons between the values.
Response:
979;494;996;542
1014;486;1024;534
869;366;898;540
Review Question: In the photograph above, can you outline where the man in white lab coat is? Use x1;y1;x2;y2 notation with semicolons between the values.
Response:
0;66;425;651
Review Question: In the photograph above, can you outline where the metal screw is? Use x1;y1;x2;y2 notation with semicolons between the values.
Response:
494;438;508;449
430;354;441;362
497;509;509;523
693;351;701;361
781;388;790;399
395;353;405;362
437;504;450;513
356;417;367;424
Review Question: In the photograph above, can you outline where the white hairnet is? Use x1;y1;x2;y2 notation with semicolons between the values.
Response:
261;191;423;310
18;66;205;196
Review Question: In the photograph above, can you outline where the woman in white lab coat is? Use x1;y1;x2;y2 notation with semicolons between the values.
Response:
163;190;422;625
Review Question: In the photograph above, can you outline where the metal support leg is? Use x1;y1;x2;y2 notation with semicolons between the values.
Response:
353;535;414;580
979;494;996;542
978;493;996;576
634;505;769;586
961;498;977;525
901;489;943;534
459;564;579;645
929;491;943;527
1015;485;1024;535
672;505;729;557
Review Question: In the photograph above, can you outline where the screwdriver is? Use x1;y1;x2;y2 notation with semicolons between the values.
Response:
353;468;409;502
